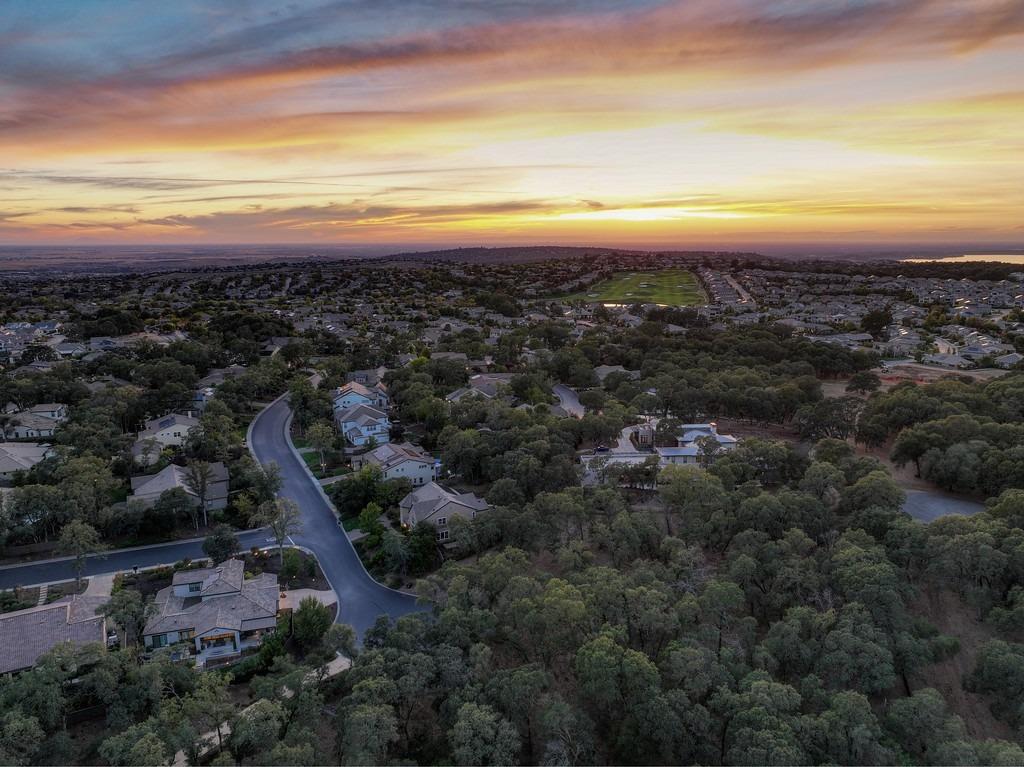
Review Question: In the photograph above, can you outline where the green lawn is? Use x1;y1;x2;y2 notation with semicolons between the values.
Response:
302;450;348;479
568;269;705;306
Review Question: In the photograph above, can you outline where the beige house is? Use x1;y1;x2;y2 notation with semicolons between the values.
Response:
399;482;489;543
0;442;53;483
0;596;108;674
143;559;278;668
129;461;229;510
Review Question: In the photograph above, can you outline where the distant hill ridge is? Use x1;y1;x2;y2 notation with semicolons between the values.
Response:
381;245;762;264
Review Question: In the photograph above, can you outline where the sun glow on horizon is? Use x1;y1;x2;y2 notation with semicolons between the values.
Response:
1;0;1022;250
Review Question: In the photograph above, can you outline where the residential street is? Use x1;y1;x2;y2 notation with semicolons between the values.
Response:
248;396;425;636
0;529;269;590
2;397;425;640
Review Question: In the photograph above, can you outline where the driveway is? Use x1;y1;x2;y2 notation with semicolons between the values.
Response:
247;396;424;636
0;529;269;590
553;384;586;418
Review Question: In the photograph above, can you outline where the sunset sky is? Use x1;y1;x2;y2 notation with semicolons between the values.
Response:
2;0;1023;251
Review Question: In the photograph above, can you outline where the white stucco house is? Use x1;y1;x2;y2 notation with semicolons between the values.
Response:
335;403;391;447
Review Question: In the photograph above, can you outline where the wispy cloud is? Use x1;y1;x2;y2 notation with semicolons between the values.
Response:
2;0;1023;245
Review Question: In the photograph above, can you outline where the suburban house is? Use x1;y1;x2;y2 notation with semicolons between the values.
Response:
594;365;640;383
346;367;388;387
53;341;88;359
399;482;489;543
332;381;390;411
0;442;53;483
335;403;391;447
195;364;247;390
923;352;972;369
129;461;230;509
132;412;200;465
143;559;278;668
655;423;738;466
352;441;437;485
445;373;514;404
996;352;1024;369
26;403;69;421
7;403;69;438
0;596;108;675
191;386;216;412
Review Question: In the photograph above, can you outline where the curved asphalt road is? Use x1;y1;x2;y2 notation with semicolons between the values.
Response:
248;396;424;636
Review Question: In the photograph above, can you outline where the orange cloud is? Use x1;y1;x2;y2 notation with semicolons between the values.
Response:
3;0;1023;246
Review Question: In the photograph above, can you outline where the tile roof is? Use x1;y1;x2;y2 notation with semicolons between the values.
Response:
0;596;107;674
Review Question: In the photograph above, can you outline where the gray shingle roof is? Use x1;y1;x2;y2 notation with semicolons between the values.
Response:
146;561;278;638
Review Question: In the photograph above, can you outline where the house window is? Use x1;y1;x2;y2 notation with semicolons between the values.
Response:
436;517;447;526
437;529;449;542
151;634;168;648
188;582;201;593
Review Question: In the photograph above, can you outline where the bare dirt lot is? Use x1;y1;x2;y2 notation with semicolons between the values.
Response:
880;362;1010;385
910;586;1014;741
713;417;801;445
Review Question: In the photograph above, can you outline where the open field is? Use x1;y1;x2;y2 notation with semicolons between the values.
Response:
570;269;705;305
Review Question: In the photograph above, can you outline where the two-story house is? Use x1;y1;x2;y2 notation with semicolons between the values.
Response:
352;441;437;485
132;412;200;465
7;403;69;439
335;404;391;447
399;482;489;544
332;381;390;411
143;559;278;668
346;367;388;387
